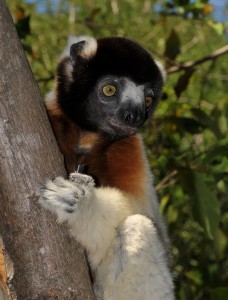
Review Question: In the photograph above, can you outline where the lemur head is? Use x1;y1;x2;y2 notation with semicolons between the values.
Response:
57;36;166;139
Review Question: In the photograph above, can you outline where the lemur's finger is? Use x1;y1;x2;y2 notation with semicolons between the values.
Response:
69;172;95;187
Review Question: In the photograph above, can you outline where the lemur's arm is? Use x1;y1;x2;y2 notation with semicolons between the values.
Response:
40;173;175;299
40;172;140;268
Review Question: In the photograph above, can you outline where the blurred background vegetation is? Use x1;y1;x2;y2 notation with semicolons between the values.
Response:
6;0;228;299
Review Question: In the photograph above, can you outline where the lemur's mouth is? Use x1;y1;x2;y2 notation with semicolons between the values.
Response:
106;117;137;136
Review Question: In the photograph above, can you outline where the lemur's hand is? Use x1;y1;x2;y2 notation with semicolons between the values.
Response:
40;173;95;217
69;172;95;187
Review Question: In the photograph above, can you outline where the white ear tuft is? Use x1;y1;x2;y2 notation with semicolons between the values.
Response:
61;35;97;60
154;60;167;83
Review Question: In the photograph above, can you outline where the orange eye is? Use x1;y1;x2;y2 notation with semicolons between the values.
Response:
102;85;117;96
145;96;153;108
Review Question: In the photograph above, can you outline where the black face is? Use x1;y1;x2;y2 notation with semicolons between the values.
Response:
57;37;164;139
60;75;160;139
85;76;159;138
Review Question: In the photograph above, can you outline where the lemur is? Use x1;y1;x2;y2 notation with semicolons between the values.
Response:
40;36;174;300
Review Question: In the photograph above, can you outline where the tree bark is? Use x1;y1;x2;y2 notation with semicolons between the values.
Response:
0;1;95;299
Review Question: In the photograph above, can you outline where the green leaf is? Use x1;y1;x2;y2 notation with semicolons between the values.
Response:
175;69;195;97
164;29;181;61
191;108;222;138
202;143;228;174
211;157;228;174
207;20;224;35
179;170;220;239
191;108;213;127
185;269;202;285
203;143;228;163
165;116;205;134
213;229;227;260
210;288;228;300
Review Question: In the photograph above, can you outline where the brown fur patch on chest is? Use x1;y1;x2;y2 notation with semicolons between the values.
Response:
79;135;147;198
45;95;147;198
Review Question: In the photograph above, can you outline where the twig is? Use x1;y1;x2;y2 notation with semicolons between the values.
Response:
167;44;228;74
36;75;54;83
146;45;179;67
155;170;178;191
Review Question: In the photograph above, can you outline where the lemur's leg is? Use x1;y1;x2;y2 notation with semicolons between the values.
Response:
101;214;174;300
40;172;135;267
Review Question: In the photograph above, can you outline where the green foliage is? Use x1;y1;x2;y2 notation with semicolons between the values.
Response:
7;0;228;299
180;170;220;239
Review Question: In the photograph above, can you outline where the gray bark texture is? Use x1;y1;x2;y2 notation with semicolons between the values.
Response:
0;1;95;299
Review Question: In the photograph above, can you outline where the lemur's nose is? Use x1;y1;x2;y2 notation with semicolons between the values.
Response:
121;101;145;127
124;111;135;124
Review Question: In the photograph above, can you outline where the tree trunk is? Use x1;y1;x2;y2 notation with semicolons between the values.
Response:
0;1;95;299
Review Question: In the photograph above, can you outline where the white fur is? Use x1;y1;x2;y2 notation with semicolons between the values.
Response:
61;35;97;59
154;60;167;83
40;171;174;300
121;78;145;105
45;90;55;106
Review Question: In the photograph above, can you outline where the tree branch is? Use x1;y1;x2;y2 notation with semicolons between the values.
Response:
0;1;95;298
167;44;228;74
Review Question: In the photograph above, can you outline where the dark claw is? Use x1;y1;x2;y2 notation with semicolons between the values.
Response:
65;207;75;213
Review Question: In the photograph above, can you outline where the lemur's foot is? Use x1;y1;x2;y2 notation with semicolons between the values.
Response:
40;174;94;215
69;172;95;187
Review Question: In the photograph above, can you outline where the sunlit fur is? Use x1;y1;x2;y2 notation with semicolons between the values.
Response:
40;36;174;300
